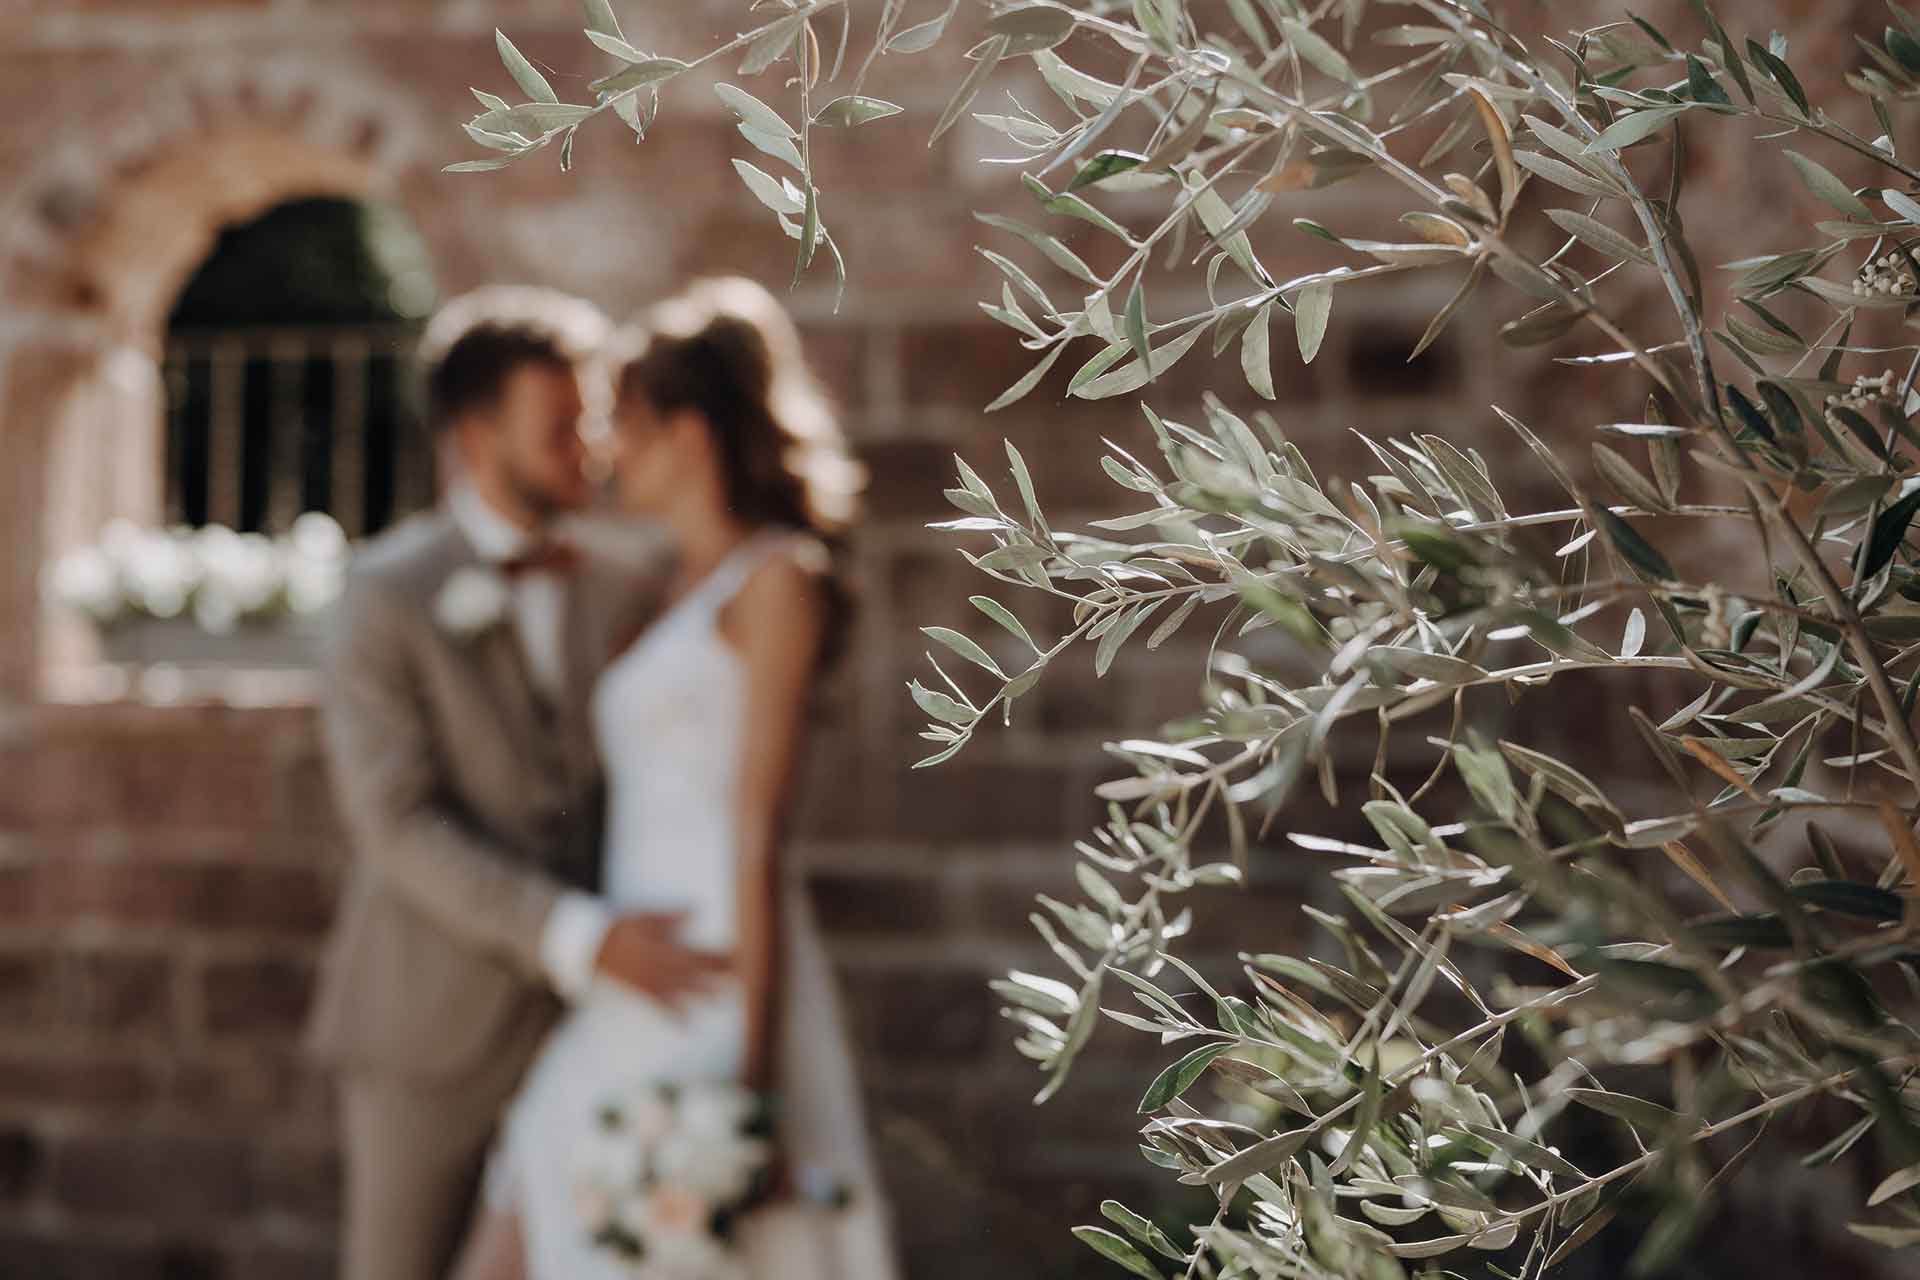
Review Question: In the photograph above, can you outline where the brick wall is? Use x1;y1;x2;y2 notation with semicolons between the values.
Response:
0;1;1904;1278
0;704;338;1278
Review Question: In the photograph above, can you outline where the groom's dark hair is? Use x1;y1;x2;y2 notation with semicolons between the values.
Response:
419;286;609;433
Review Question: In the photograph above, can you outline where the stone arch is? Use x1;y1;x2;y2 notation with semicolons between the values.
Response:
0;61;428;698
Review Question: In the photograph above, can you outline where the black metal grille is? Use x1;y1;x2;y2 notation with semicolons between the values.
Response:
162;326;431;537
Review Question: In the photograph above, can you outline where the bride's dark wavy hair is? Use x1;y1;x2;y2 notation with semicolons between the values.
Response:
614;277;863;659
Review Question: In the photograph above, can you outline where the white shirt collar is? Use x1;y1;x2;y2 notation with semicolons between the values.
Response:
448;485;534;564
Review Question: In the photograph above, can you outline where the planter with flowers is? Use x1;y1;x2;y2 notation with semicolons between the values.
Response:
44;513;349;669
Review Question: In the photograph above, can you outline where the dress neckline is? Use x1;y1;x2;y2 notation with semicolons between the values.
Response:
612;533;782;667
663;534;772;617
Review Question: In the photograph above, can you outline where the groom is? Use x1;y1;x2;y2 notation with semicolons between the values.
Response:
308;287;717;1280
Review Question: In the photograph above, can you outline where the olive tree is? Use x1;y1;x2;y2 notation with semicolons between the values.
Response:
460;1;1920;1273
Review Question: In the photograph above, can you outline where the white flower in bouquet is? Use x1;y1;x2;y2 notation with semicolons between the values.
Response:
576;1079;774;1278
434;565;511;640
653;1130;767;1206
610;1083;676;1147
675;1084;756;1140
44;547;122;624
579;1113;647;1191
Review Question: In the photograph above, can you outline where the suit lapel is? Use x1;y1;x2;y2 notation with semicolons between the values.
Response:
477;618;551;752
419;512;559;778
558;572;599;723
550;575;596;784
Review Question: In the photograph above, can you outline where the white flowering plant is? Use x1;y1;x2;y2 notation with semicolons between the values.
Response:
43;512;349;636
576;1079;778;1280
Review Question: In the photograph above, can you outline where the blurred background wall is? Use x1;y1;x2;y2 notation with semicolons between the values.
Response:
0;1;1898;1277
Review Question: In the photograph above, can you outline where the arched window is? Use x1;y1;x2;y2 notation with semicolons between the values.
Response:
162;197;438;538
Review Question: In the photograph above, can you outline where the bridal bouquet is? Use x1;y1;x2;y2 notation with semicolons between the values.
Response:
575;1080;775;1280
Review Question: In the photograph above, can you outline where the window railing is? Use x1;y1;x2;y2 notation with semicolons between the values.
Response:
163;325;431;539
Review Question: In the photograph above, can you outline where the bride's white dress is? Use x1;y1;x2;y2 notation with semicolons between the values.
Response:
489;537;899;1280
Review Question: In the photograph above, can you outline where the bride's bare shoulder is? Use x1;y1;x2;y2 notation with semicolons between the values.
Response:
725;541;829;643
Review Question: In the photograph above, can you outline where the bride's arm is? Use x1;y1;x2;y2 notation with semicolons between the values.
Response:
720;553;828;1093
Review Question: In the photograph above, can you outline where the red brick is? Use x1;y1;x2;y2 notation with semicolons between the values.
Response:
0;1052;155;1110
118;739;288;832
1117;642;1213;732
224;1238;336;1280
0;737;121;829
837;965;993;1062
979;409;1161;517
0;863;42;923
57;948;173;1036
900;321;1054;414
1340;314;1465;401
50;1132;253;1221
0;949;54;1026
803;661;859;732
0;1229;223;1280
253;1137;339;1226
273;748;349;852
0;1126;45;1203
900;308;1330;435
200;956;313;1039
894;760;1082;847
169;1052;322;1126
45;861;335;938
1181;881;1312;961
808;871;947;936
865;1080;993;1171
858;437;955;522
788;738;895;845
884;547;1009;645
982;1069;1152;1176
794;320;869;417
1025;657;1133;737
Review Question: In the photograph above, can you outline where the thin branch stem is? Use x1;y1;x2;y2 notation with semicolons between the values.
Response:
1511;1063;1893;1224
1456;10;1920;808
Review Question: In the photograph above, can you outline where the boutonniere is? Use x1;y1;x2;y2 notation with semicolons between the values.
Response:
434;565;512;641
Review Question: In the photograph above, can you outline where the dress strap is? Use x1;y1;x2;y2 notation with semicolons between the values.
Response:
691;531;822;616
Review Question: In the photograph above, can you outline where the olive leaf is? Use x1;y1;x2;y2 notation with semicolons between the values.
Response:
1072;1227;1165;1280
1138;1042;1233;1112
814;95;904;127
495;29;558;104
1858;487;1920;581
1584;106;1687;152
1295;283;1333;363
1784;150;1874;220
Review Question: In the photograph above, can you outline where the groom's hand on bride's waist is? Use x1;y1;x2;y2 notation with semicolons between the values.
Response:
592;913;733;1009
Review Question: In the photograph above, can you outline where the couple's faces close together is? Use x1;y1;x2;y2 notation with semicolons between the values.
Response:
461;360;698;521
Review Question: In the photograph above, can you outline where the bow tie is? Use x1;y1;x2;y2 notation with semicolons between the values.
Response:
498;539;583;579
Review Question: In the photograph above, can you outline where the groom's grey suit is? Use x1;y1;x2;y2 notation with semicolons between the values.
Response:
308;507;666;1280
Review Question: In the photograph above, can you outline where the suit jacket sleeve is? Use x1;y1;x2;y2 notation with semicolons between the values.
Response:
323;569;561;978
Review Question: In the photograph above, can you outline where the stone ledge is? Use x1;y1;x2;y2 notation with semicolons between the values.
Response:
39;665;320;710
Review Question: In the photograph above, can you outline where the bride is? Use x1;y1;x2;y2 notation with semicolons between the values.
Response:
453;277;896;1280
